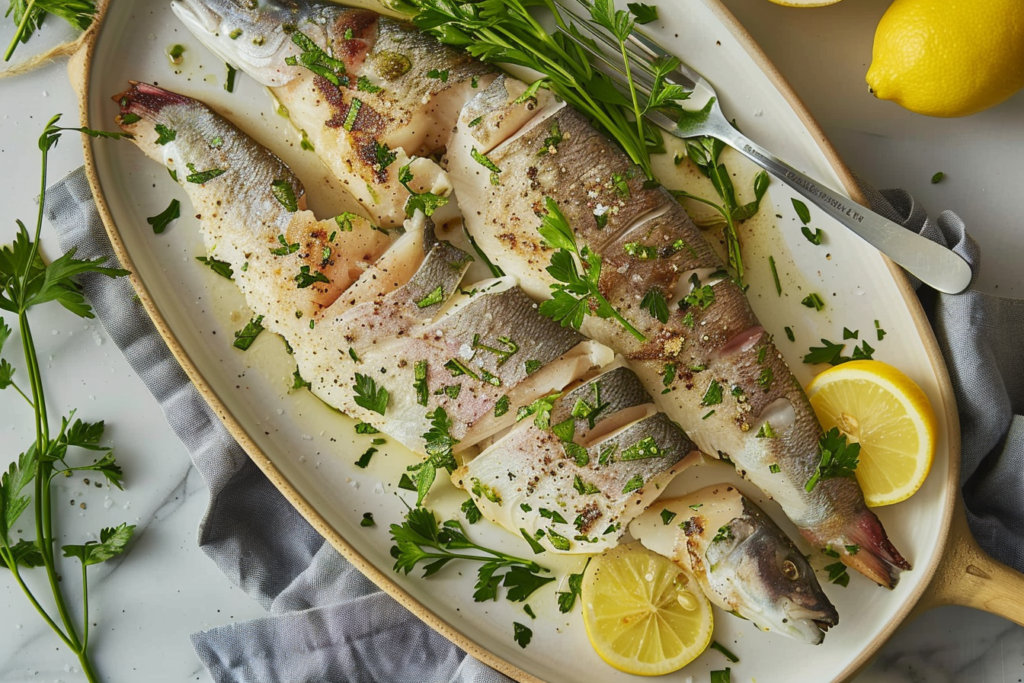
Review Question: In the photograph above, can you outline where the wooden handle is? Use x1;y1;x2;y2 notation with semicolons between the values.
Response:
915;496;1024;625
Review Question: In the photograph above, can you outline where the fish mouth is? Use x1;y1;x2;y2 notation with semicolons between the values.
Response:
170;0;221;34
782;599;839;644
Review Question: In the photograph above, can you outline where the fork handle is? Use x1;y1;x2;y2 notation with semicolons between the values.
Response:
715;128;973;294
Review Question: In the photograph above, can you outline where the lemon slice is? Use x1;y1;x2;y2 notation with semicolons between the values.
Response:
581;542;712;676
806;360;937;507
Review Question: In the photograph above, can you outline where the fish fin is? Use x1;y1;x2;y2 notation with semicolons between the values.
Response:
841;508;912;589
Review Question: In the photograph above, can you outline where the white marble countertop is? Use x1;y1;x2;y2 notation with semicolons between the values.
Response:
1;0;1022;681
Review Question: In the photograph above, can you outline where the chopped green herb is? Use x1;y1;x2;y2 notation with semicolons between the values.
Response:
710;641;739;663
931;172;945;184
572;474;600;495
801;226;824;245
622;474;644;494
342;99;363;131
623;242;659;260
355;422;379;435
353;373;389;415
516;392;560;430
472;334;518;366
621;436;667;461
294;265;329;288
627;2;658;23
660;509;677;525
512;621;533;648
756;422;778;439
824;561;850;587
784;326;795;342
120;112;141;125
462;498;483;524
147;199;180;234
792;198;811;224
360;512;375;527
538;119;563;156
355;447;377;468
494;395;510;417
702;409;716;420
292;368;311;390
701;379;723;406
413;360;429;407
195;255;234;280
185;163;226;184
801;293;825;311
769;463;781;473
232;315;264;351
272;179;299;212
288;30;348;86
154;124;176;145
711;668;732;683
270;233;300;256
357;75;382;93
769;255;781;295
225;64;238;93
640;287;669;323
805;427;860;492
537;197;645;341
757;366;774;391
546;529;571;551
524;359;542;375
427;68;449;82
415;285;445;308
348;347;361;363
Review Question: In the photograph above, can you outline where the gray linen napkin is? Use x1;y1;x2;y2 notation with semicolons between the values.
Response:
42;165;1020;682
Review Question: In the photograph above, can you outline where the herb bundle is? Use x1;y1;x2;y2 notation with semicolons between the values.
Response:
390;506;554;603
4;0;97;62
0;115;133;682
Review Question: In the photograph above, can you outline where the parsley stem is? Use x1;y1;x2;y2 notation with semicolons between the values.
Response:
0;543;72;649
9;379;34;407
619;39;649;178
3;0;39;62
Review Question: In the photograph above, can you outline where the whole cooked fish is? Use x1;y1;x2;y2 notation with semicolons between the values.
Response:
630;485;839;644
115;83;607;456
455;363;701;553
171;0;495;228
114;80;392;341
445;76;910;588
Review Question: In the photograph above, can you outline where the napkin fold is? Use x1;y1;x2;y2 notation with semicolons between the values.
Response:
43;165;1022;682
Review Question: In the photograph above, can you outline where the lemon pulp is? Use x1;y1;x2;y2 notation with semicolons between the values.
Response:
807;360;937;506
581;542;712;676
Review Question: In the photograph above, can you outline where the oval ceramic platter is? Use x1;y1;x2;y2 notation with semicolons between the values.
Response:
81;1;957;681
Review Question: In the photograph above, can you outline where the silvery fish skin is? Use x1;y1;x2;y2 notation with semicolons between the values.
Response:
630;485;839;644
303;216;610;450
114;81;392;341
445;76;911;588
455;364;700;553
115;82;606;458
171;0;496;227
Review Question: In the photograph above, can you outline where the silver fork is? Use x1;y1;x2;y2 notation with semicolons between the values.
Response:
551;0;973;294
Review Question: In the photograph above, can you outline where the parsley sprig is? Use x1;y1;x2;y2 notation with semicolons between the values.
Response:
805;427;860;492
4;0;97;62
537;197;644;341
0;115;135;682
390;506;554;603
406;407;459;506
405;0;686;180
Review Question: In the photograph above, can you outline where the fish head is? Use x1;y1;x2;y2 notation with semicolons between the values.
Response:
170;0;378;87
706;504;839;644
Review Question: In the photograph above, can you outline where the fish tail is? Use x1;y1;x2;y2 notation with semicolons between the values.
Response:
840;507;911;589
112;81;192;119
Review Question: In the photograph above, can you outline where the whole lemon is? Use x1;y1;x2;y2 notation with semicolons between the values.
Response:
866;0;1024;117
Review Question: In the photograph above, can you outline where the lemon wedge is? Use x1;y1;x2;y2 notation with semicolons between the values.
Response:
581;542;712;676
806;360;937;507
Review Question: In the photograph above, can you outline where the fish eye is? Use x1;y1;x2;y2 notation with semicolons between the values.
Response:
782;559;800;580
